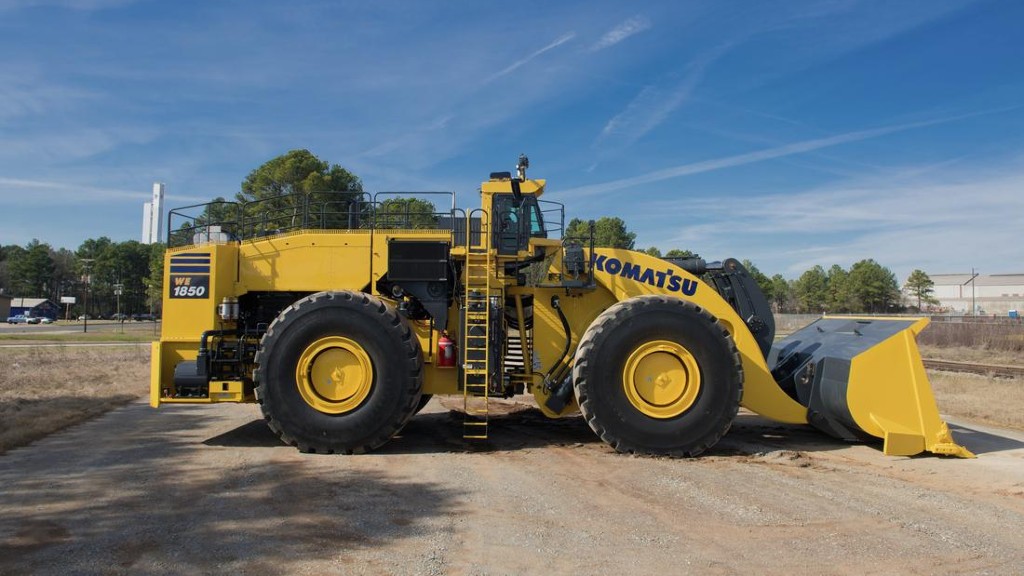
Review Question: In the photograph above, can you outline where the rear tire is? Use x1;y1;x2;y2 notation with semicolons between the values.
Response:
572;295;742;457
255;291;423;453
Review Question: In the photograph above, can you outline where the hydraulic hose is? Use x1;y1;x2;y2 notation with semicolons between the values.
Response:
543;295;572;388
543;295;577;413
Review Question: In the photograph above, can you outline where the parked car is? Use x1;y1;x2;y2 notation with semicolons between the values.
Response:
111;313;129;321
132;313;157;322
77;314;92;321
39;317;55;324
6;315;41;324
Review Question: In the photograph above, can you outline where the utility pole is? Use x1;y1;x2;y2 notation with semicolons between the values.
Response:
80;259;94;333
972;268;977;315
114;278;124;334
962;268;979;316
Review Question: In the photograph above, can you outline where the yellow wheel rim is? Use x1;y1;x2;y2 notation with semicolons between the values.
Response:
295;336;373;414
622;340;701;419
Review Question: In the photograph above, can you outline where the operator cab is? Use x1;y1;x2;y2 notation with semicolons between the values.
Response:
481;155;552;257
490;190;547;255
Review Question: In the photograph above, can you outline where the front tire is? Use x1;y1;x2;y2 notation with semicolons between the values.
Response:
573;295;742;457
255;291;423;453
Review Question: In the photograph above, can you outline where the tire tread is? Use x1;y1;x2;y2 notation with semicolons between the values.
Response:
573;295;743;457
253;290;423;454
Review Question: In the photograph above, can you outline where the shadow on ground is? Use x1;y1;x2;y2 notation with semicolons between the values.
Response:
720;414;1023;458
203;400;887;458
204;406;601;455
714;413;869;456
0;407;457;574
0;394;140;454
948;423;1024;455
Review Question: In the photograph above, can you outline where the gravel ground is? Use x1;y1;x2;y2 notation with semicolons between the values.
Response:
1;398;1022;575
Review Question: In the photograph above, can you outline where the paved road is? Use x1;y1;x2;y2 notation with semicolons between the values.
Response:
1;399;1022;575
0;321;159;336
0;342;150;349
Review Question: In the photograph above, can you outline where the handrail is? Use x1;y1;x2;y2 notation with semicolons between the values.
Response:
537;199;564;239
166;190;461;247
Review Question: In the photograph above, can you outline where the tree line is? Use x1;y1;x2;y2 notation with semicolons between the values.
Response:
565;216;936;314
0;238;164;318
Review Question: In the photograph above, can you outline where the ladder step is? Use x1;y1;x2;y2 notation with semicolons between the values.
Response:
464;245;491;443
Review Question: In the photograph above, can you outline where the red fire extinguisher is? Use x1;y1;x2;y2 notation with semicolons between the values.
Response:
437;332;456;368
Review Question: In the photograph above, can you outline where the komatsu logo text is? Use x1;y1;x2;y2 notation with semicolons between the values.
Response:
594;255;698;296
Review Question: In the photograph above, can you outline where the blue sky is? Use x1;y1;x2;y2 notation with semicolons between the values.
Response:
1;0;1022;280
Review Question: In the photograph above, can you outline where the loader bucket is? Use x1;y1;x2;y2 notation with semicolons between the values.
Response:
768;317;973;458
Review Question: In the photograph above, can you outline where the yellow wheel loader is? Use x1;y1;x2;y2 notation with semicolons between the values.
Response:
151;156;971;458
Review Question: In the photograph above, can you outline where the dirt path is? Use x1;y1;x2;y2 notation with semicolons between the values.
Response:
1;399;1022;575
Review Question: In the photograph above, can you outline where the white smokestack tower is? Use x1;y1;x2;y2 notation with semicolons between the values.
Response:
141;182;165;244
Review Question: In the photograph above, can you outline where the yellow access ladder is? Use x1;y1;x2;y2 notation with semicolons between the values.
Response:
462;211;492;440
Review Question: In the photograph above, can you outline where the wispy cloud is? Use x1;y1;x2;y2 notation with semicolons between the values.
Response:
0;177;206;205
355;114;456;160
0;0;135;11
598;84;689;146
0;69;100;121
0;125;159;164
484;32;576;83
590;15;651;51
650;167;1024;279
569;108;1014;199
596;44;730;148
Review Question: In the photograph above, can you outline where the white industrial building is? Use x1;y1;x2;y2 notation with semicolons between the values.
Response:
142;182;165;244
928;273;1024;316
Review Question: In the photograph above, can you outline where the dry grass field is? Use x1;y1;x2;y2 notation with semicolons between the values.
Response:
0;346;149;453
919;343;1021;366
918;324;1024;430
921;345;1024;431
930;371;1024;430
918;319;1024;352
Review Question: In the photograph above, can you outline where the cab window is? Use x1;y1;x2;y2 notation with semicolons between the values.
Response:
523;197;546;238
